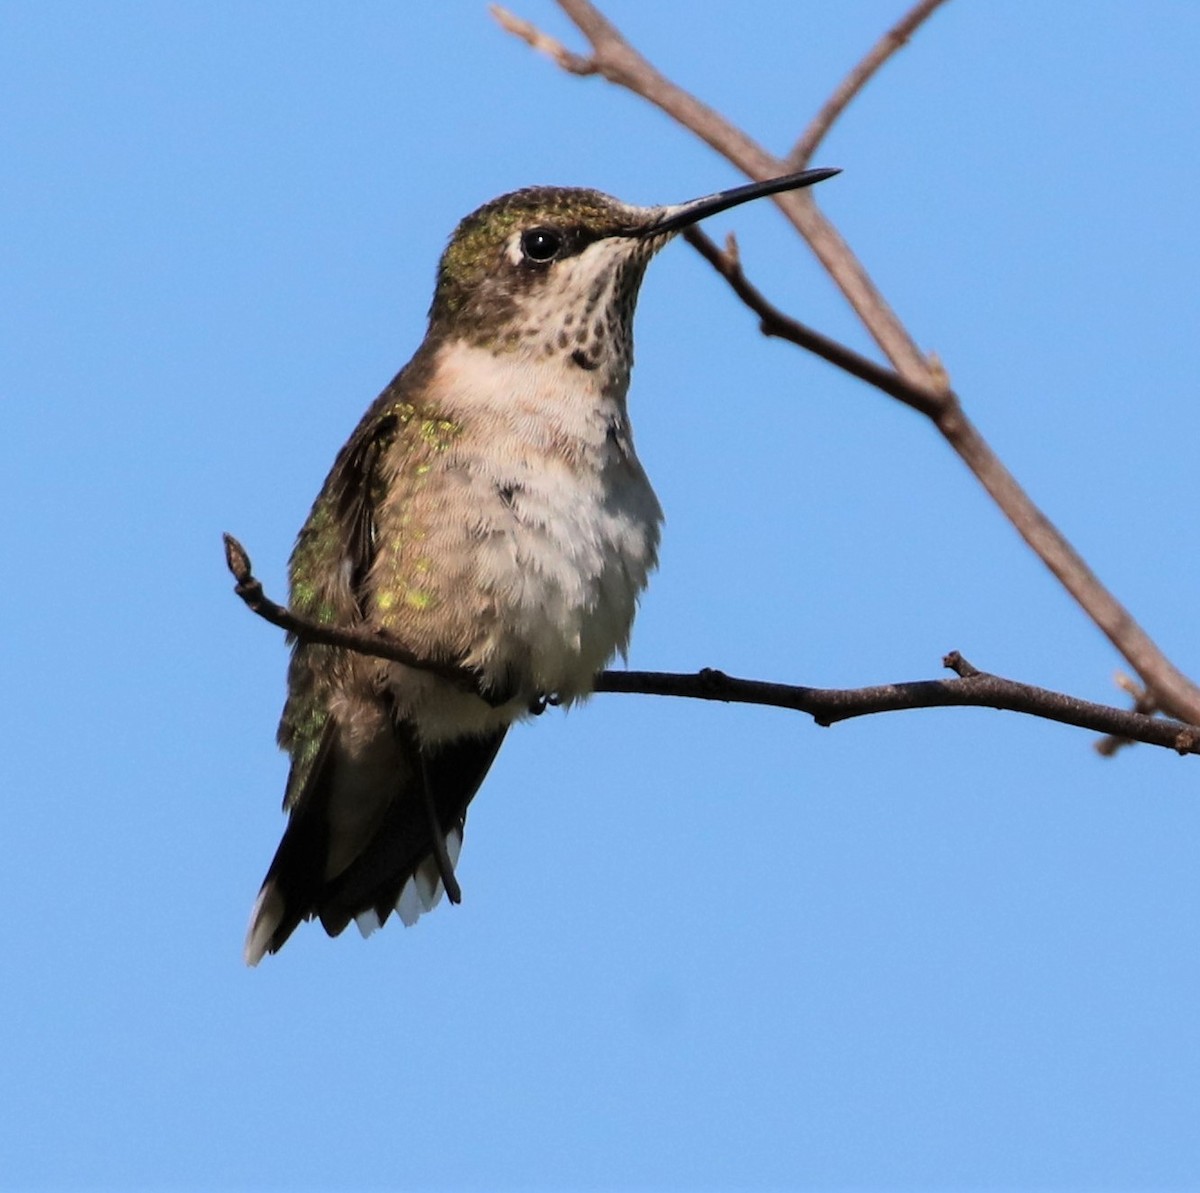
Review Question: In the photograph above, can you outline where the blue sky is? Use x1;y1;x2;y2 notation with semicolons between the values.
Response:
5;3;1200;1189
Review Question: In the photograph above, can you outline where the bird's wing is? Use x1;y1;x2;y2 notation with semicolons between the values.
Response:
245;373;507;965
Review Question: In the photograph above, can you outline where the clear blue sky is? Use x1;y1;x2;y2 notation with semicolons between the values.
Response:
5;3;1200;1189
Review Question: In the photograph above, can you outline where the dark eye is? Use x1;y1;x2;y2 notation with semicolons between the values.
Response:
520;227;563;263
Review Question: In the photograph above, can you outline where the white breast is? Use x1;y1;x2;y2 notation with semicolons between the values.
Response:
486;440;660;695
399;340;663;742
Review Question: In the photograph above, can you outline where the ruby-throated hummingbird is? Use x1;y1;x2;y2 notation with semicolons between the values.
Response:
244;166;839;964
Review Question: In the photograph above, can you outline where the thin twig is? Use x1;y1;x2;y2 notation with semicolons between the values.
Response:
682;227;944;418
222;533;481;692
595;662;1200;756
490;5;597;74
786;0;951;170
496;2;1200;727
225;542;1200;757
1095;674;1160;757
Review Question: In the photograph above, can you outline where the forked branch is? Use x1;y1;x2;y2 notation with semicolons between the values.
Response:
493;0;1200;728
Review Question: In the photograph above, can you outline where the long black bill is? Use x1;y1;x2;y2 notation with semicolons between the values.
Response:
647;167;841;237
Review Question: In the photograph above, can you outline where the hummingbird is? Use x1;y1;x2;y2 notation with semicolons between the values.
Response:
244;166;839;964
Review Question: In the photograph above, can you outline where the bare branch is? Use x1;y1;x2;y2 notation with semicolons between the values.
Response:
595;660;1200;756
494;3;1200;727
489;5;597;74
1095;674;1161;757
936;418;1200;726
679;227;1200;723
786;0;951;170
224;541;1200;757
222;533;483;693
493;0;930;378
682;227;945;419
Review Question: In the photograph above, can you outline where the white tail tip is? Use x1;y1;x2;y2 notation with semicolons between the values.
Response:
243;885;283;967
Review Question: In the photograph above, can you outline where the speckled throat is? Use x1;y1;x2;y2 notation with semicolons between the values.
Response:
434;225;661;400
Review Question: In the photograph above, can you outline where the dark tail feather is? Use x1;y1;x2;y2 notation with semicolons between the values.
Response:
244;725;507;965
317;726;507;934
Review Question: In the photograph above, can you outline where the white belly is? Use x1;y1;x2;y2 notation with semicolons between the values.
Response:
480;451;661;694
391;340;663;744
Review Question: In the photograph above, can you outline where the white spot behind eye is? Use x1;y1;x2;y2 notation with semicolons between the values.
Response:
505;232;525;267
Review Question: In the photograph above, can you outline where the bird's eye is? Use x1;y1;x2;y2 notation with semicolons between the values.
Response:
520;227;563;263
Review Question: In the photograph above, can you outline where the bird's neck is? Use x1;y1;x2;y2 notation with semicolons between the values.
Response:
424;336;634;470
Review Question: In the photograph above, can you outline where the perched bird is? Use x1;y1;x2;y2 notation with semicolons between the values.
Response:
244;167;839;964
